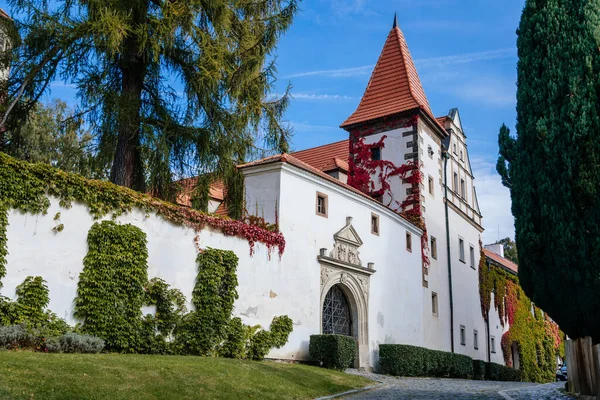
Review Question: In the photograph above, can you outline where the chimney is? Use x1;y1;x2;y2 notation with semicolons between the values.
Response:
484;243;504;258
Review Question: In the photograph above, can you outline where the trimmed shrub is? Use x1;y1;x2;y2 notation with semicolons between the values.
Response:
45;337;61;353
309;334;356;370
486;362;521;382
379;344;473;379
380;344;426;376
59;333;104;353
473;359;486;380
0;324;34;349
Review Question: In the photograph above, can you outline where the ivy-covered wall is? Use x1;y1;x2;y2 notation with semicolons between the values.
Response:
0;151;285;269
0;152;295;358
479;245;563;382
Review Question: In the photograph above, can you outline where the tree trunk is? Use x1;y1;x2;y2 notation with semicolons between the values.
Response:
109;9;147;190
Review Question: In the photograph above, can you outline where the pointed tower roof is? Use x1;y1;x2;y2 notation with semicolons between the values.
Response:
341;19;434;128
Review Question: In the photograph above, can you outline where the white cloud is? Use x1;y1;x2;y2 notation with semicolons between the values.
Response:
285;65;374;79
286;48;516;79
415;48;516;69
50;81;77;89
292;93;358;100
471;157;515;244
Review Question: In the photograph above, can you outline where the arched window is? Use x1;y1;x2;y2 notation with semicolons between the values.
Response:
322;285;352;336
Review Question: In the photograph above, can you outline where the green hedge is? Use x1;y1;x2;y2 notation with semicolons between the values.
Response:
379;344;473;378
486;361;522;381
309;335;356;370
472;359;486;380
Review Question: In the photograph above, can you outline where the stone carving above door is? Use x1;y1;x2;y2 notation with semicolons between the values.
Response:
329;217;363;267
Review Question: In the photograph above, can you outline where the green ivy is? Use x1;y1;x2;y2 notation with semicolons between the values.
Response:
74;221;148;352
174;248;239;355
0;152;285;277
140;278;187;354
15;276;50;323
0;204;7;288
479;253;562;383
220;315;294;361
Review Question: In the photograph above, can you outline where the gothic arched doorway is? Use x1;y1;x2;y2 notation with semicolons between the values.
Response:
322;284;353;336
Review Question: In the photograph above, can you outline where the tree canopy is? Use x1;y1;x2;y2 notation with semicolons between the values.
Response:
2;0;298;205
2;99;104;178
495;237;518;265
497;0;600;342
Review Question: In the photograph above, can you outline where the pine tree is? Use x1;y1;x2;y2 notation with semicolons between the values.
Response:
3;0;297;201
497;0;600;342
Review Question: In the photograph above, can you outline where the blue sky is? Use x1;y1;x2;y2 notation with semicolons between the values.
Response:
0;0;524;243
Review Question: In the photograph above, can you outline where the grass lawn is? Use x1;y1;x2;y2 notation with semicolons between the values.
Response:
0;352;372;400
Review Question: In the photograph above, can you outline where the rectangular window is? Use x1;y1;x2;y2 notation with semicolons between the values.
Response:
460;325;466;346
460;179;466;198
491;336;496;353
428;175;434;196
459;238;465;262
371;213;379;235
453;172;458;192
406;232;412;252
432;292;438;317
431;236;437;260
370;147;381;161
474;330;479;350
470;245;475;269
460;150;464;161
453;143;457;154
316;192;328;217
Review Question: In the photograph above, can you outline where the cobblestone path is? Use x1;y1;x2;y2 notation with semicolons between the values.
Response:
342;370;574;400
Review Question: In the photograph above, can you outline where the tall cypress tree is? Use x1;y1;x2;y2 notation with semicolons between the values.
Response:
498;0;600;342
2;0;296;199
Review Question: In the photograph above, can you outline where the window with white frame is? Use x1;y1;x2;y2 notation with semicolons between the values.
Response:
459;237;465;262
432;292;438;317
406;232;412;252
460;325;466;346
491;336;496;353
474;330;479;349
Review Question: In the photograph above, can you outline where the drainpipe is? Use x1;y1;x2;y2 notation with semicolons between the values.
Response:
443;147;455;354
486;259;491;363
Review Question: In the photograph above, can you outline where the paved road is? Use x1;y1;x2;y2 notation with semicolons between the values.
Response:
342;370;574;400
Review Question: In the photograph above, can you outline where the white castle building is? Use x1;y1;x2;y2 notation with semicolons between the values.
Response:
204;18;510;368
2;18;517;370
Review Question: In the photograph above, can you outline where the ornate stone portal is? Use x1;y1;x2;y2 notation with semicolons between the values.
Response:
318;217;375;369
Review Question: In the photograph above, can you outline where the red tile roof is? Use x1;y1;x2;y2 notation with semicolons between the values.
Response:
341;25;433;128
291;140;350;172
177;177;225;209
484;249;518;275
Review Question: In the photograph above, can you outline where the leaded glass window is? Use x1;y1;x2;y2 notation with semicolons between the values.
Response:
322;285;352;336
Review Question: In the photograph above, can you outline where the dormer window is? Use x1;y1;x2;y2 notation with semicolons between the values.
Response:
370;147;381;161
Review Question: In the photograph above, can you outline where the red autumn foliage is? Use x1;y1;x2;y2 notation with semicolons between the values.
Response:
347;116;429;267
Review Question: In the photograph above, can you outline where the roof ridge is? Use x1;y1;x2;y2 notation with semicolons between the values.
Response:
393;27;432;116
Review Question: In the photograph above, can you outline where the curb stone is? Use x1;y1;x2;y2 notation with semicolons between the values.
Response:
314;383;386;400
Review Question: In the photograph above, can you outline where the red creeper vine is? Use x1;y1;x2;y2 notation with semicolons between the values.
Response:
347;116;430;267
